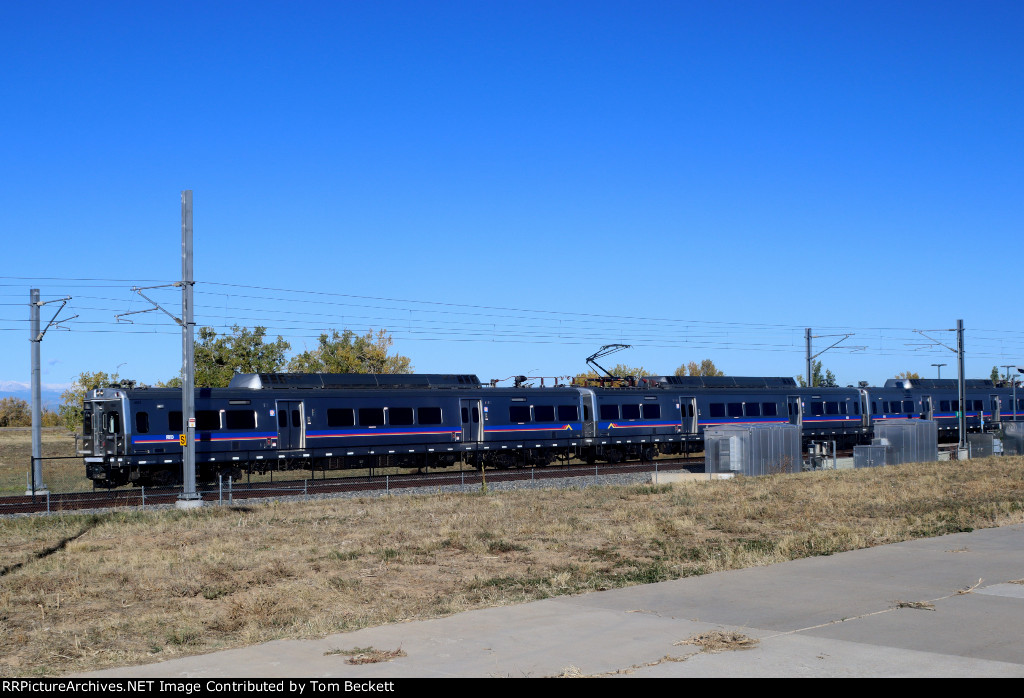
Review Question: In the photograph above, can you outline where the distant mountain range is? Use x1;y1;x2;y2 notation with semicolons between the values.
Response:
0;381;67;410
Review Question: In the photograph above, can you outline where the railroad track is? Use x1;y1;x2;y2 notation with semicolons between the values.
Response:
2;457;707;516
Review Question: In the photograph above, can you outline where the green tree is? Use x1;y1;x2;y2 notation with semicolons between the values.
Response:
796;360;837;388
58;370;121;431
0;397;31;427
673;359;725;377
192;325;292;387
574;363;652;384
287;328;412;374
991;366;1001;386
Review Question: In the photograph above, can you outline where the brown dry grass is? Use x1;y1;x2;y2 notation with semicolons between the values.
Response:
0;428;86;494
675;630;759;653
1;452;1023;677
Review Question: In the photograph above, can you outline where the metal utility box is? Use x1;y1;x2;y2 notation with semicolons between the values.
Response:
853;444;887;468
1001;422;1024;456
704;424;801;477
968;433;994;458
873;419;938;465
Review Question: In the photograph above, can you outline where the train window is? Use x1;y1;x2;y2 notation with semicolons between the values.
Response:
461;407;469;423
745;403;761;417
327;409;355;427
135;412;149;434
762;402;777;417
291;410;301;428
534;405;556;422
727;403;742;417
940;400;951;411
972;400;984;411
583;405;591;420
359;408;385;426
278;411;287;428
105;412;121;434
709;403;725;418
600;404;619;420
825;402;838;415
225;410;256;430
851;403;859;415
1018;399;1024;410
170;411;183;431
871;402;877;414
810;402;824;416
642;403;661;419
390;407;414;425
509;403;532;419
558;405;579;421
622;404;641;420
951;400;959;411
902;400;914;413
418;407;442;425
197;411;221;430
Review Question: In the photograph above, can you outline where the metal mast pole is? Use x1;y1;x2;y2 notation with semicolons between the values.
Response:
805;328;812;387
29;289;45;495
957;319;966;451
178;190;201;507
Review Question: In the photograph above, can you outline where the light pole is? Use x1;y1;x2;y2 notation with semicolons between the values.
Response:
931;363;946;379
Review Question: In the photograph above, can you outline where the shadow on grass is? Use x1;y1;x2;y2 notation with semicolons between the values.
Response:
0;518;100;577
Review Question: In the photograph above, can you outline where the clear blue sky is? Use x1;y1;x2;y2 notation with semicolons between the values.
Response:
2;0;1022;391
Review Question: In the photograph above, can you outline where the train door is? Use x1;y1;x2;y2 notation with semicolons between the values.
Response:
460;399;482;443
990;394;1001;423
921;395;934;420
858;389;871;427
679;396;697;434
787;395;802;429
578;389;597;437
276;400;304;450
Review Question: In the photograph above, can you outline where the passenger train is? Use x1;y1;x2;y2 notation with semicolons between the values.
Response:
80;372;1022;488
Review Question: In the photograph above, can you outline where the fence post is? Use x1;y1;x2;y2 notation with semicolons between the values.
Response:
228;476;233;504
142;486;146;511
386;474;389;494
218;474;223;505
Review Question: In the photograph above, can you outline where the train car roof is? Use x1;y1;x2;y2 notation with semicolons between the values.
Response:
229;373;482;389
881;378;997;390
648;376;798;389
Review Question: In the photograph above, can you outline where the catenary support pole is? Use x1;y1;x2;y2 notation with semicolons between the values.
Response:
957;319;966;452
178;190;201;508
29;289;46;495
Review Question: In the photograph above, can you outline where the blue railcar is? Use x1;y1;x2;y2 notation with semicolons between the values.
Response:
81;371;1017;488
82;373;594;487
867;379;1014;440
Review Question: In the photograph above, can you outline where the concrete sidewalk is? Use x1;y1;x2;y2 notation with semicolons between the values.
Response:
81;524;1024;678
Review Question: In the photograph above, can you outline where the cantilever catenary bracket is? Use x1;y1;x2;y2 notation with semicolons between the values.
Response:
116;284;183;326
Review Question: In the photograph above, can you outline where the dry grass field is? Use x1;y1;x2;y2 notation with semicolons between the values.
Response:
1;428;1023;677
0;428;86;495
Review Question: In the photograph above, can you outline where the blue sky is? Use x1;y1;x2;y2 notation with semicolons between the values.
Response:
2;0;1022;391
